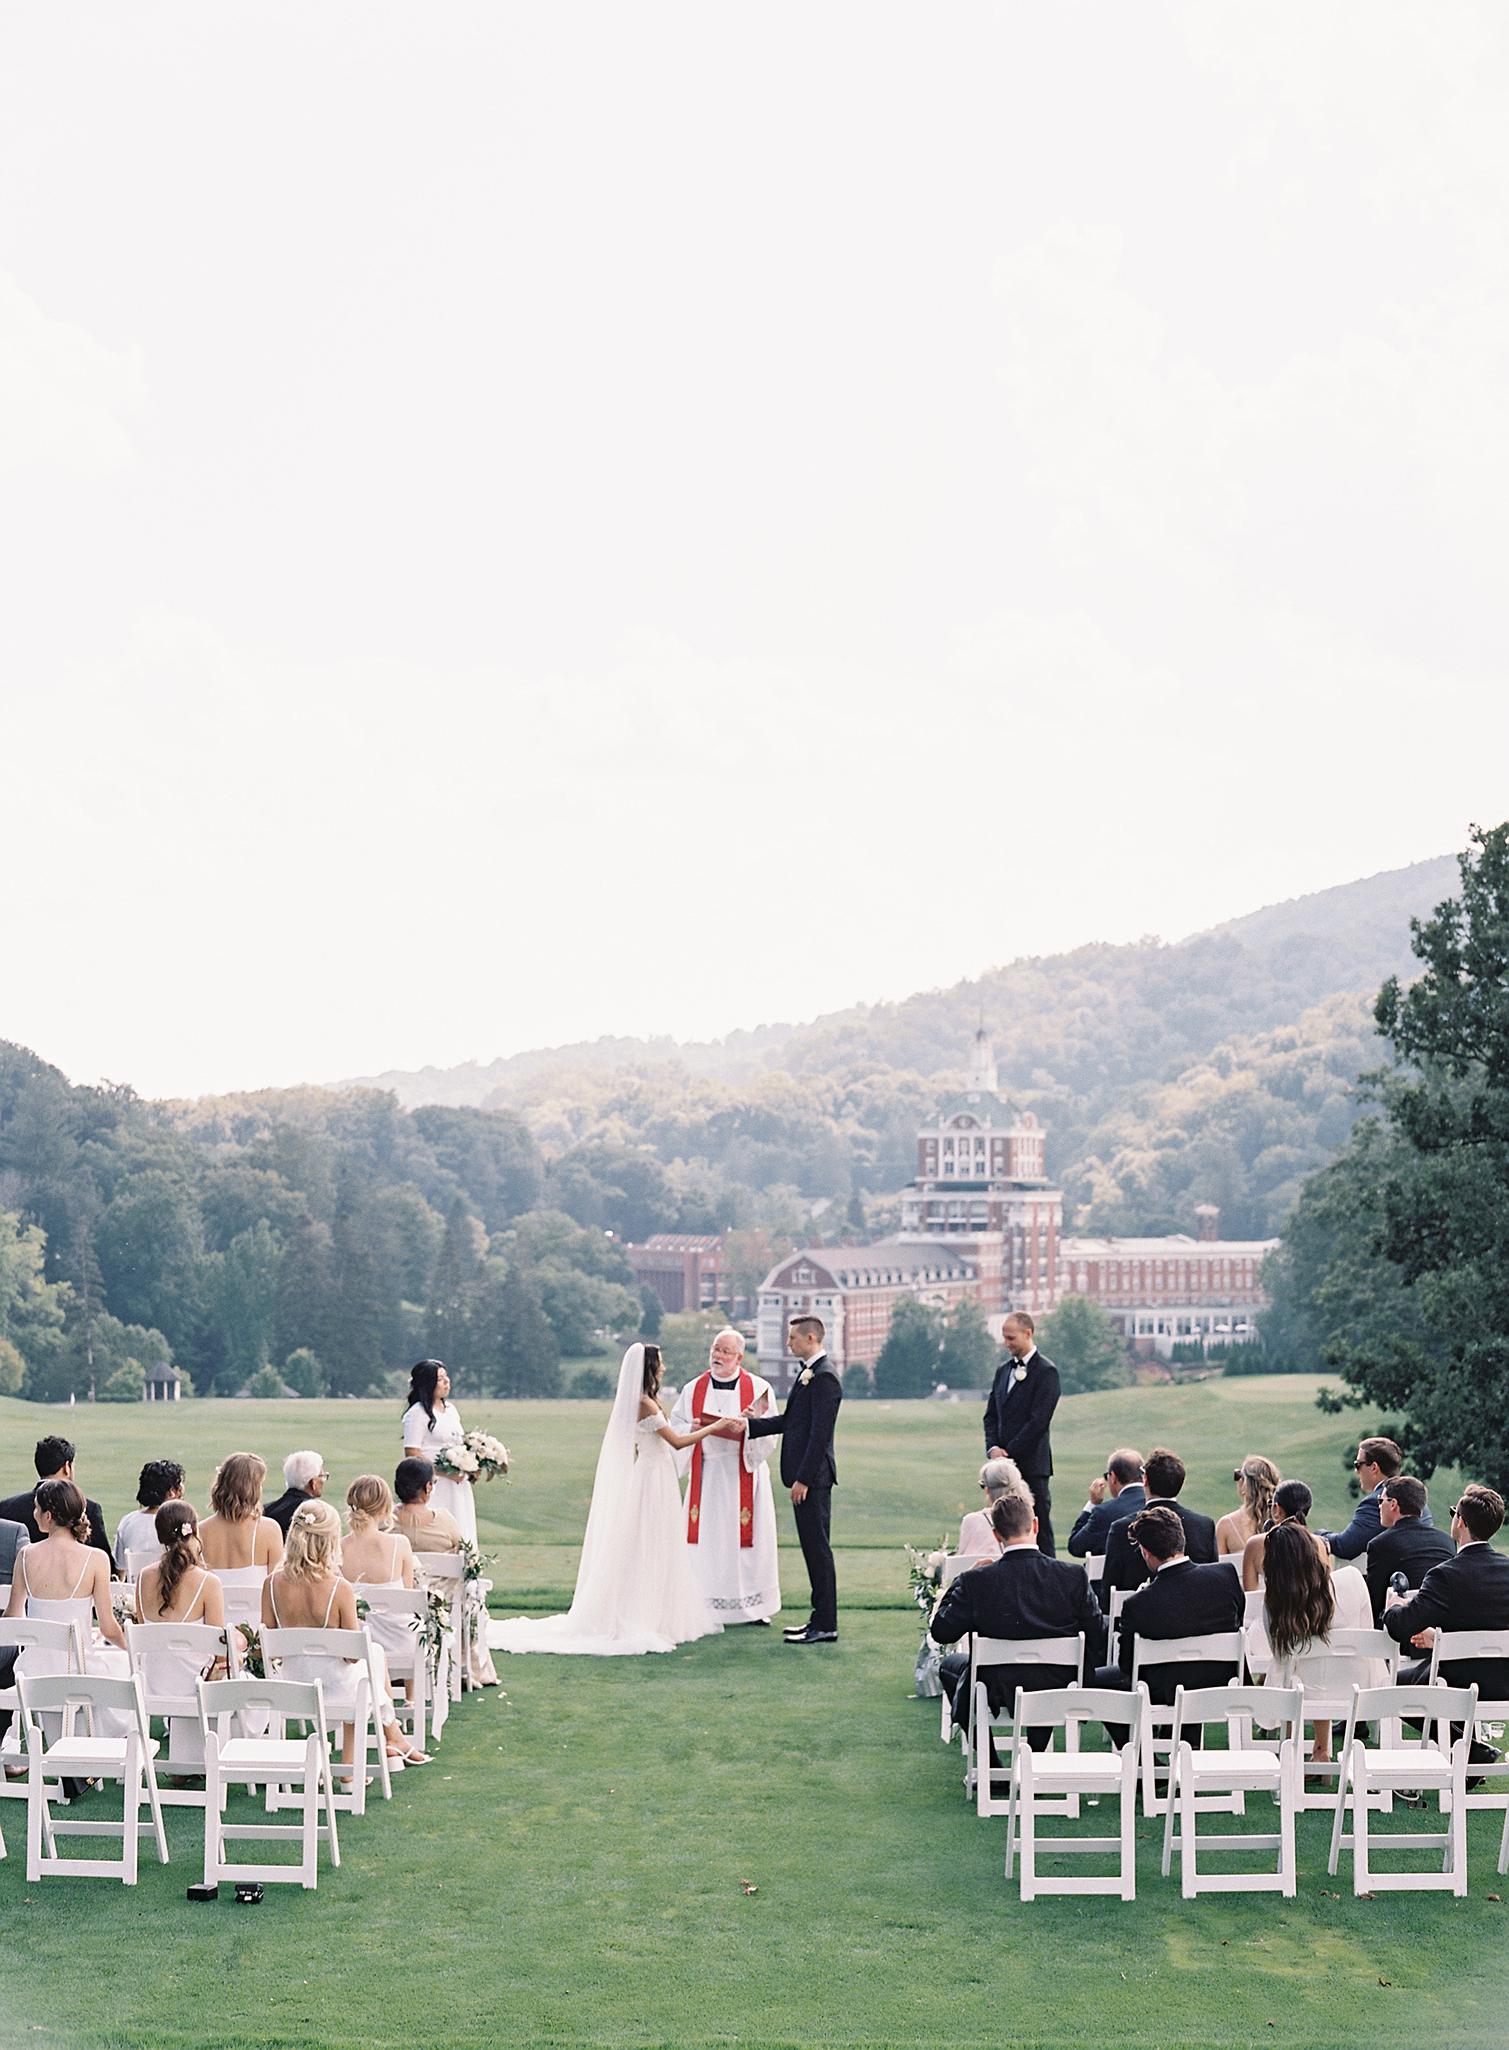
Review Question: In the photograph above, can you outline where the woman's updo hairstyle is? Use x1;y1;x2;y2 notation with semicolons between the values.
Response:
347;1474;392;1532
1272;1479;1313;1526
154;1500;201;1616
35;1477;92;1545
283;1498;342;1581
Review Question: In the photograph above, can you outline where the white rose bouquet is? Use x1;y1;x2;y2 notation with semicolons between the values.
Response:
463;1429;510;1481
434;1441;481;1482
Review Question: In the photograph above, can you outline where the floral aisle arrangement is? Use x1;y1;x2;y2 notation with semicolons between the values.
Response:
412;1587;450;1691
905;1539;951;1698
110;1581;138;1630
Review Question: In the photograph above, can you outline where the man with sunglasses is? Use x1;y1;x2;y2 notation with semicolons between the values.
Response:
1320;1436;1431;1560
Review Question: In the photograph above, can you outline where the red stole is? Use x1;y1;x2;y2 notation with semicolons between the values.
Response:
687;1367;754;1548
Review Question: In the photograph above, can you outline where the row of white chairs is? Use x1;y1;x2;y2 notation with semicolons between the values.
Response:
0;1614;445;1888
932;1604;1509;1900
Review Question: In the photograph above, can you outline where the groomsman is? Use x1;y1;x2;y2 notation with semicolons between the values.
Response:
983;1314;1060;1555
739;1315;843;1644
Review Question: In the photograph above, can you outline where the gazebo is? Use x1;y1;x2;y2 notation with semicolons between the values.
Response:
143;1362;183;1403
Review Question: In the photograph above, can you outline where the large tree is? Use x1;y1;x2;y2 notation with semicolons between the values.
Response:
874;1297;943;1399
1037;1294;1128;1395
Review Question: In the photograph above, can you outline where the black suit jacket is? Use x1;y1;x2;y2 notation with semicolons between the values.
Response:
930;1546;1106;1711
747;1356;841;1488
1364;1518;1456;1624
1118;1558;1244;1703
1068;1484;1145;1559
1384;1543;1509;1701
1101;1496;1218;1593
0;1486;113;1568
265;1486;315;1536
982;1351;1060;1477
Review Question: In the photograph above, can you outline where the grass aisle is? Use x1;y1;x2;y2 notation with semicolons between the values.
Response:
1;1382;1507;2047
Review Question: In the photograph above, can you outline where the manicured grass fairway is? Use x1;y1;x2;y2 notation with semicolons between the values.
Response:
1;1379;1506;2050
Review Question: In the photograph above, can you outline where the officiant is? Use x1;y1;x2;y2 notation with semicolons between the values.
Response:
668;1329;782;1626
983;1313;1061;1556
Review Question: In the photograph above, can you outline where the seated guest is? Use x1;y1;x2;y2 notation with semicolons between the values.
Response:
1067;1448;1145;1559
0;1515;26;1748
198;1453;284;1573
265;1449;329;1536
137;1502;227;1627
1101;1448;1217;1592
1094;1505;1244;1705
1321;1436;1430;1560
114;1460;186;1570
1385;1484;1509;1709
0;1436;113;1567
390;1457;465;1553
263;1500;428;1767
1262;1520;1382;1764
956;1457;1025;1559
1241;1479;1331;1590
1215;1455;1280;1557
929;1486;1105;1739
4;1480;132;1742
1364;1475;1455;1623
343;1475;421;1591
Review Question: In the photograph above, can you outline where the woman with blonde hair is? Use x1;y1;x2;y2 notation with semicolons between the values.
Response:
263;1499;428;1767
199;1453;284;1571
343;1475;442;1734
1217;1455;1281;1557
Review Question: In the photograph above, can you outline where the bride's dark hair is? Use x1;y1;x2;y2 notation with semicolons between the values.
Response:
641;1345;663;1397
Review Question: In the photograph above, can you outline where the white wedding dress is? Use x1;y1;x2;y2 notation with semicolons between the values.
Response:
490;1344;723;1658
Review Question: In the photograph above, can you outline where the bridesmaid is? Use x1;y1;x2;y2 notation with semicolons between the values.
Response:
400;1359;478;1545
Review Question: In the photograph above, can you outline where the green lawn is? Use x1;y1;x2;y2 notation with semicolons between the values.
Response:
1;1379;1506;2050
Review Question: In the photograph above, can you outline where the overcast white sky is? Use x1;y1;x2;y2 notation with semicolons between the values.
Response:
3;3;1506;1100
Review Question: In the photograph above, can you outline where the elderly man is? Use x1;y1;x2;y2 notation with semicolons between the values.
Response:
265;1449;328;1536
668;1329;782;1626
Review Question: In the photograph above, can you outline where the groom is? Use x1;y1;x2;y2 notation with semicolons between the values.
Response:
735;1315;842;1645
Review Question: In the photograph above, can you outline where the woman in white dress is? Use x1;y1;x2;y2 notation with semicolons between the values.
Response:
4;1479;133;1741
133;1500;228;1769
343;1474;448;1737
491;1343;726;1657
401;1359;477;1545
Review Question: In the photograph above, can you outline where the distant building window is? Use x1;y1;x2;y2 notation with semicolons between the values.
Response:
795;1266;814;1284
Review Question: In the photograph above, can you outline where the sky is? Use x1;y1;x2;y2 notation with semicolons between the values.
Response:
3;3;1507;1100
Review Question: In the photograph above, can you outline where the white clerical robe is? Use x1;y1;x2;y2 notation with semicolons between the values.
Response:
669;1370;782;1624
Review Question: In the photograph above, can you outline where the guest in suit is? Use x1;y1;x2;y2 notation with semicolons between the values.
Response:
264;1450;329;1536
1067;1449;1145;1559
743;1314;843;1643
0;1436;113;1569
1385;1484;1509;1708
1364;1475;1455;1624
1322;1436;1431;1560
983;1313;1060;1555
0;1516;29;1751
955;1456;1024;1559
1094;1505;1244;1710
930;1486;1104;1741
1101;1448;1217;1593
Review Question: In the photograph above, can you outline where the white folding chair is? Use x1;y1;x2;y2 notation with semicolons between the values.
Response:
418;1555;469;1701
1429;1631;1509;1844
16;1671;169;1884
1130;1632;1246;1817
126;1620;239;1802
1082;1554;1105;1589
0;1618;86;1805
125;1546;162;1581
1005;1685;1146;1901
212;1568;268;1639
1286;1629;1400;1811
198;1675;339;1890
261;1626;391;1811
1160;1685;1302;1897
1327;1683;1477;1895
941;1553;993;1590
970;1635;1086;1817
359;1587;438;1749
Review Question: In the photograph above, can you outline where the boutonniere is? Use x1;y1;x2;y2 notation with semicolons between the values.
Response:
797;1367;815;1387
1010;1362;1029;1387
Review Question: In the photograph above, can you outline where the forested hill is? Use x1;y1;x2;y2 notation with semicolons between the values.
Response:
0;853;1458;1405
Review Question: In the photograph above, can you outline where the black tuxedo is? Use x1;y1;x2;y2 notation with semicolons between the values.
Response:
1385;1542;1509;1700
1095;1558;1244;1705
1364;1517;1456;1625
265;1486;316;1536
1100;1496;1218;1594
0;1485;113;1569
930;1546;1106;1728
1067;1484;1145;1560
982;1349;1061;1555
748;1355;842;1632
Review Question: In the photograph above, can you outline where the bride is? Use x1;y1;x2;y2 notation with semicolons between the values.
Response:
491;1342;727;1657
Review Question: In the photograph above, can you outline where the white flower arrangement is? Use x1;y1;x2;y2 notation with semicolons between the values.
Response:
434;1442;481;1481
110;1581;139;1628
463;1429;510;1481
